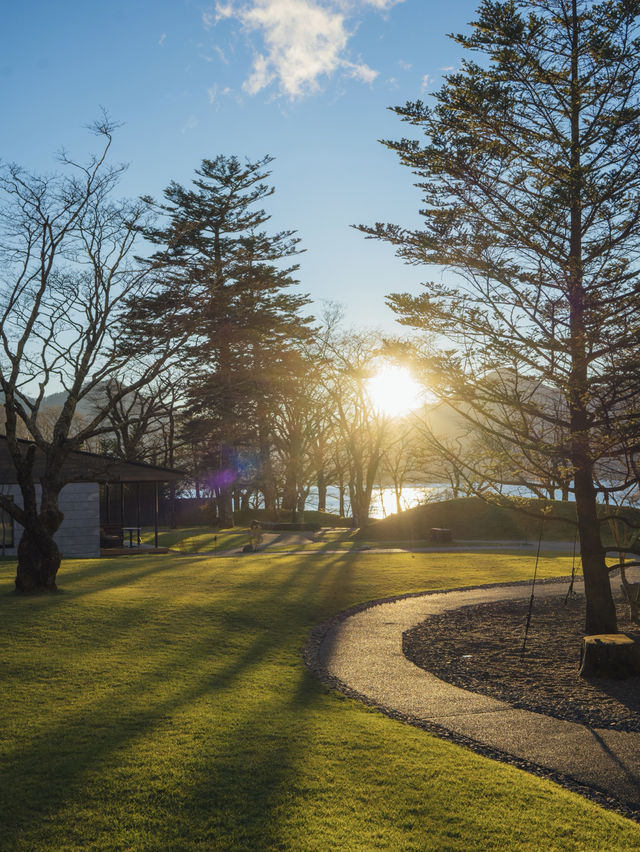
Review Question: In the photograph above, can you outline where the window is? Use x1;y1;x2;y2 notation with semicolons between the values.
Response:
0;498;14;549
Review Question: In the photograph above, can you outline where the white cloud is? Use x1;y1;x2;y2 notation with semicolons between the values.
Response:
207;83;238;105
215;3;236;21
344;60;377;84
210;0;403;98
214;44;230;64
158;32;167;47
421;73;434;92
360;0;403;9
244;52;276;94
181;115;199;134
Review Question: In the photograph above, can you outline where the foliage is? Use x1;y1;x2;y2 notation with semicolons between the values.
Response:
360;0;640;635
133;155;314;526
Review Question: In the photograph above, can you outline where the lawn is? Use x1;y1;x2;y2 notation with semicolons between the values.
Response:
1;550;639;850
139;526;247;554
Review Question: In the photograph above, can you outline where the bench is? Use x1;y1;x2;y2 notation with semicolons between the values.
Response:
430;528;453;543
100;523;123;549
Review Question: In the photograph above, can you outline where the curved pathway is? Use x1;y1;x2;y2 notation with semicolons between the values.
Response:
313;580;640;819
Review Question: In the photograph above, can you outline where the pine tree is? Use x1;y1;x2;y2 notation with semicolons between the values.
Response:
360;0;640;637
137;155;313;526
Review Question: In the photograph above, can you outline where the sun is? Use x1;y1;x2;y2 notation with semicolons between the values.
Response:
366;365;425;418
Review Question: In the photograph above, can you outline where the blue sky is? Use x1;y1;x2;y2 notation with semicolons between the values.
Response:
2;0;480;329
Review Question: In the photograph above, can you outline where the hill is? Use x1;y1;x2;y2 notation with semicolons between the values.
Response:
359;497;640;544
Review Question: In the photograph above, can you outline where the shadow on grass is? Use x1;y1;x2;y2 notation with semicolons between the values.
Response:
0;550;360;847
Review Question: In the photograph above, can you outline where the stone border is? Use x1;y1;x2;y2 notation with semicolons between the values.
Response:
301;577;640;824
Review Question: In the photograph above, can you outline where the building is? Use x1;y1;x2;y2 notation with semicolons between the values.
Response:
0;437;183;558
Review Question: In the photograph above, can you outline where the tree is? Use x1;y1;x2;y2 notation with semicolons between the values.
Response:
136;155;313;526
99;380;175;463
379;418;421;514
269;347;331;521
0;120;184;592
318;327;390;528
360;0;640;636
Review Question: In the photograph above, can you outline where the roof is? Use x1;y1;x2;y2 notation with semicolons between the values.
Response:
0;436;185;483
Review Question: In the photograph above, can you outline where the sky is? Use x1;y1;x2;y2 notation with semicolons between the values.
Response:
1;0;480;330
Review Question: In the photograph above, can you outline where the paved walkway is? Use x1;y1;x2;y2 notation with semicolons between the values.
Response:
316;580;640;818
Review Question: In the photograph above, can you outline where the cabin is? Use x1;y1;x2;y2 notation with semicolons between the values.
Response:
0;437;183;557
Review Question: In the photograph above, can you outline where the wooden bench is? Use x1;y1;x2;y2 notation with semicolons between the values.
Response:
430;528;453;543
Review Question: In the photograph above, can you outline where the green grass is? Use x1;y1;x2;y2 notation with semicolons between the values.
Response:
362;495;640;545
231;508;350;527
139;524;575;556
139;526;247;553
1;551;638;850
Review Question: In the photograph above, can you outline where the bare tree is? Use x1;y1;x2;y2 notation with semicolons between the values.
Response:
0;119;184;592
317;328;390;528
379;419;421;515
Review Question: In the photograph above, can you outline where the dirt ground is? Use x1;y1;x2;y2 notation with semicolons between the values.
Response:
403;586;640;731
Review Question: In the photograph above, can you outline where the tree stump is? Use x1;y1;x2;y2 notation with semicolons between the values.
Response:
578;634;640;679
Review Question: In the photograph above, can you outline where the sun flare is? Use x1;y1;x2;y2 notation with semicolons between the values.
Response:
366;365;425;418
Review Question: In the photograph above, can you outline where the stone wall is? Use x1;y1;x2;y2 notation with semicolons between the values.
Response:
0;482;100;558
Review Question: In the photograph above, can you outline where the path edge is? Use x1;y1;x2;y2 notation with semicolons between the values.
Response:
301;577;640;825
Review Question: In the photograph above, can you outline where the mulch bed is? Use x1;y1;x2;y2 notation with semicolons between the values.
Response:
403;591;640;731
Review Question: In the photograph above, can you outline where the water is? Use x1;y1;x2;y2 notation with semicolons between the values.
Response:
306;484;451;519
184;482;543;519
306;482;542;519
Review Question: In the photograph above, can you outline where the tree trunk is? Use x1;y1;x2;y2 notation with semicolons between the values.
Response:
169;482;177;529
167;413;177;528
14;482;64;593
317;469;327;512
566;0;616;638
575;470;617;634
579;634;640;678
350;474;373;529
339;483;345;518
15;522;61;592
296;489;306;523
217;443;235;528
262;481;277;514
259;431;277;513
217;488;234;528
281;461;298;522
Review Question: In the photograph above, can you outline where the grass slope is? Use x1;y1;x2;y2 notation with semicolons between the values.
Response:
1;551;638;850
362;496;640;544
